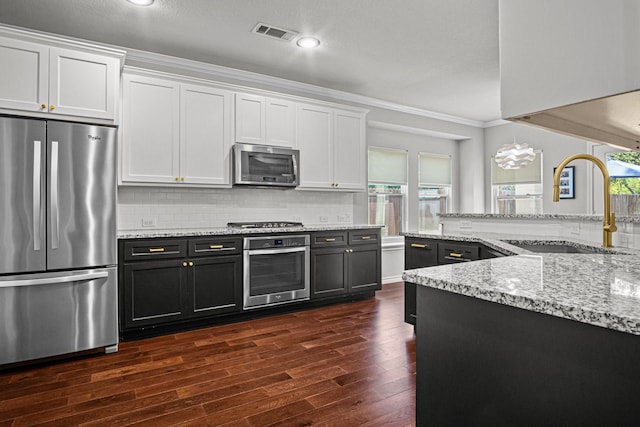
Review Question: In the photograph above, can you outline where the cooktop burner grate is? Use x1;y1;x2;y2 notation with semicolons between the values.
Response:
227;221;304;229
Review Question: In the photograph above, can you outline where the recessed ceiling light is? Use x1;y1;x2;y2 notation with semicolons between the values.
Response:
296;37;320;49
127;0;154;6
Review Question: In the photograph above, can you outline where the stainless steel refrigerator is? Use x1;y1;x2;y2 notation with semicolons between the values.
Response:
0;117;118;365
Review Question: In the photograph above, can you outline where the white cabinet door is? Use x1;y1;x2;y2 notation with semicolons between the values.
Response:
297;103;333;189
266;98;296;147
121;74;180;184
49;47;118;120
333;110;366;190
0;36;49;112
235;93;265;144
180;84;233;186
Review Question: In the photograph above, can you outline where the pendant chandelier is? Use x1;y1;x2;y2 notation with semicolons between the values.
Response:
495;139;536;170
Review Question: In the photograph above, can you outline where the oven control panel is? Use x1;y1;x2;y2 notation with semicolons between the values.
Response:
245;235;310;250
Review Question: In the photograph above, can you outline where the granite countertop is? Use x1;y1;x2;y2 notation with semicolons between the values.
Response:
118;224;383;239
440;213;640;223
402;232;640;335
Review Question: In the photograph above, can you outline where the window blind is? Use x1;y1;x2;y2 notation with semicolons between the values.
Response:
368;147;408;184
419;153;451;186
491;151;543;185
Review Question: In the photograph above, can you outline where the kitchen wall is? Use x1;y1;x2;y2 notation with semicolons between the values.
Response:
117;186;354;231
484;122;593;214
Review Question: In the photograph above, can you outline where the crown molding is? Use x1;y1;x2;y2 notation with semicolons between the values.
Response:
367;120;471;140
126;48;489;128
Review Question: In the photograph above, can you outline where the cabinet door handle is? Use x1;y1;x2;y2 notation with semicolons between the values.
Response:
361;236;371;240
449;253;463;258
189;261;194;267
49;105;55;111
345;249;353;253
182;262;187;267
209;245;224;249
40;103;46;109
325;238;336;242
149;247;165;253
411;243;427;248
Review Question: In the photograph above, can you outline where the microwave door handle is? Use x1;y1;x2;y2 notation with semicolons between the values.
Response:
292;153;299;181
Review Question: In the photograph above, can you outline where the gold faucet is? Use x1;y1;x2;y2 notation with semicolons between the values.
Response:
553;154;617;247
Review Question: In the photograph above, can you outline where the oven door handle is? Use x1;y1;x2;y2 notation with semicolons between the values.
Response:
247;246;308;256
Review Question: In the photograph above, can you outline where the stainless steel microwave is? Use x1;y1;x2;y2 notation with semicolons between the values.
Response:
232;143;300;188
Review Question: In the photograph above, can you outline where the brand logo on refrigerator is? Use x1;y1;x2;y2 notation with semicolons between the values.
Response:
87;134;102;141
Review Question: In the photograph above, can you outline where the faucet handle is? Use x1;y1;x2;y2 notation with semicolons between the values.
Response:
607;212;618;233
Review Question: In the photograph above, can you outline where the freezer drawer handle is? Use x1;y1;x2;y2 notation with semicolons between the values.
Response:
51;141;60;249
148;248;165;253
0;271;109;288
33;140;42;251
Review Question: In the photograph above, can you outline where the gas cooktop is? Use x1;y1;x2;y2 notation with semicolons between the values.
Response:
227;221;304;229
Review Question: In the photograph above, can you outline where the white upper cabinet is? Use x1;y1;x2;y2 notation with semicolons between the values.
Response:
297;103;366;191
0;32;122;122
180;83;233;186
500;0;640;116
333;109;366;190
297;103;334;189
235;93;296;147
121;73;180;184
121;69;233;187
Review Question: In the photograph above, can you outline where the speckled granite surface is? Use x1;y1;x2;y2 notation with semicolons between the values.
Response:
403;233;640;335
440;213;640;223
118;224;383;239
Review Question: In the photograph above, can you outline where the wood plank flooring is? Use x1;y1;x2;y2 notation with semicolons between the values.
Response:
0;282;415;426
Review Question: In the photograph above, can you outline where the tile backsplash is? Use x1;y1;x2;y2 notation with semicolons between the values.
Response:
117;186;355;231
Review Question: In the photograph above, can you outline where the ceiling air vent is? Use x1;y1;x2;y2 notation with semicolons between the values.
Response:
252;23;298;42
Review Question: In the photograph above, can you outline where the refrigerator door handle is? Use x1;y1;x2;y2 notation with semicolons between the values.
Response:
33;140;42;251
51;140;59;249
0;271;109;289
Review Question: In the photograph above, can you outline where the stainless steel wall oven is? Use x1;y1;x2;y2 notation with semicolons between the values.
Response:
243;235;310;309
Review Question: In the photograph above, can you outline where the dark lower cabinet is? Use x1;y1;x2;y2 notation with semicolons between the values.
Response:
119;237;242;334
403;236;508;325
311;229;381;298
123;259;187;329
189;256;242;317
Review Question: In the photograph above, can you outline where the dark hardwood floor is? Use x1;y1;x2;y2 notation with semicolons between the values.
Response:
0;282;415;426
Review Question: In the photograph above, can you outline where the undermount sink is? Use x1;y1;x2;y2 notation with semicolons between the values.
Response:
503;241;620;254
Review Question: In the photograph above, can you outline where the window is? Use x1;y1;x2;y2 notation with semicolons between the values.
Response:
491;151;543;214
418;153;451;232
608;151;640;215
368;147;407;237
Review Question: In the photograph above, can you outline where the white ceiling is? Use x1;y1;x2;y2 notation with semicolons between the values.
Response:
0;0;501;124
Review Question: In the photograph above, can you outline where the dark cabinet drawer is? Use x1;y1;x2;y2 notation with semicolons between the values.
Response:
404;238;438;269
348;229;380;245
188;237;241;257
438;242;480;264
123;239;187;261
311;231;348;248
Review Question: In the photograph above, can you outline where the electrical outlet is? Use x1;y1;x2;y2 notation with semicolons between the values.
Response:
142;217;157;227
460;220;472;230
337;215;346;222
292;216;302;222
570;223;580;235
319;215;329;223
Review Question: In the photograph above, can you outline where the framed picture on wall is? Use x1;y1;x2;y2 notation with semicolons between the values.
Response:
554;166;575;199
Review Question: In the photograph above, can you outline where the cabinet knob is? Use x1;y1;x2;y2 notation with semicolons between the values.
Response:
345;249;353;253
181;177;185;182
40;103;46;109
189;261;194;267
49;105;55;111
175;177;179;182
182;262;188;267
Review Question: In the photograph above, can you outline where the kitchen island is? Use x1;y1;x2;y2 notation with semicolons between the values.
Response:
403;239;640;426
